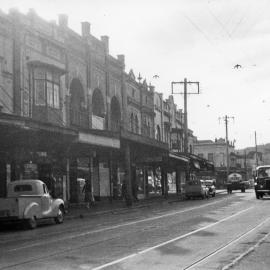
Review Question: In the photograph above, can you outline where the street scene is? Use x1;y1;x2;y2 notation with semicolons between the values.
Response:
0;0;270;269
1;190;270;270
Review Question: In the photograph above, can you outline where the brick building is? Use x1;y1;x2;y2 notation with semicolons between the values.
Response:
0;9;213;204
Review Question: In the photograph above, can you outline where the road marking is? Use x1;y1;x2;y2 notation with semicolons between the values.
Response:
184;215;270;269
91;207;253;270
7;198;230;252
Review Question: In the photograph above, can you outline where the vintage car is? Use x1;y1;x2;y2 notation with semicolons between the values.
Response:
0;179;65;229
204;180;216;197
184;180;209;199
254;165;270;199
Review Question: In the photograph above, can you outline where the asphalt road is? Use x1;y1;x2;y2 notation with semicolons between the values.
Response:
1;190;269;270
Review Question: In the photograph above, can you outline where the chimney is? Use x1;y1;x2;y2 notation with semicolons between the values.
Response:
101;35;109;54
81;21;91;37
58;14;68;28
117;54;125;66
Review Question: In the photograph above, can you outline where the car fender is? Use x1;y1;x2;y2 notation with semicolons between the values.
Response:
23;202;41;219
51;199;65;215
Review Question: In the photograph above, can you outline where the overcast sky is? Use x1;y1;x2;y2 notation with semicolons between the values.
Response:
1;0;270;149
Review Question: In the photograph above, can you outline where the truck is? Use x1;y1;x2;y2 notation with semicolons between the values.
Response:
227;173;246;194
254;165;270;199
0;179;65;229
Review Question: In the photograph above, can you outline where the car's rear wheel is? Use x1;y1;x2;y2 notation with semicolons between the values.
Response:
25;216;37;229
54;206;64;224
212;193;216;197
256;192;260;199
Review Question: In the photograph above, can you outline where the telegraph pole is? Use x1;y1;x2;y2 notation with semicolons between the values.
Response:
219;115;234;182
172;78;200;154
255;131;258;167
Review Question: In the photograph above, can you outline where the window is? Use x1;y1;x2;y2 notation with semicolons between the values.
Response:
14;185;32;192
135;115;139;133
43;184;48;194
208;153;214;162
34;68;60;108
130;113;134;132
132;88;135;98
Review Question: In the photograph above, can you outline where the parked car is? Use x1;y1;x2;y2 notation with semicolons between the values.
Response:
184;180;209;199
254;165;270;199
204;180;216;197
0;179;65;229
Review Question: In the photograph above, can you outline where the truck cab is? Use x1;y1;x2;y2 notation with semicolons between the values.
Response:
254;165;270;199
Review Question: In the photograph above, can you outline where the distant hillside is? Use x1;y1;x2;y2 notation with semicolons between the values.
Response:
237;143;270;154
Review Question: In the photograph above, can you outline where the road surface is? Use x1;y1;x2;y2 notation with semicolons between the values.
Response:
0;190;269;270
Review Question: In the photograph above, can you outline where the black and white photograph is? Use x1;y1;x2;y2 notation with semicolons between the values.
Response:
0;0;270;269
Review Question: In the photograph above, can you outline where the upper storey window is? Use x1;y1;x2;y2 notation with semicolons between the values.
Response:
34;68;60;109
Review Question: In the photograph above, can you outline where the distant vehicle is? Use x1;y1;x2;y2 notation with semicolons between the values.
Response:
0;180;65;229
204;179;216;197
184;180;209;199
254;165;270;199
227;173;245;194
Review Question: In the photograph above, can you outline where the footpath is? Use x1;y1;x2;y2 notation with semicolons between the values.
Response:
65;189;226;220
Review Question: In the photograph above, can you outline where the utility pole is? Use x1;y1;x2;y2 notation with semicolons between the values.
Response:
255;131;258;167
171;78;200;154
219;115;234;182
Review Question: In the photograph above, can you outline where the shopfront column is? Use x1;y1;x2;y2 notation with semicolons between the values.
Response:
124;143;132;206
161;165;168;199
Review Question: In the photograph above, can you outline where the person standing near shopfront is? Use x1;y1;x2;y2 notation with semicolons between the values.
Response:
83;179;95;207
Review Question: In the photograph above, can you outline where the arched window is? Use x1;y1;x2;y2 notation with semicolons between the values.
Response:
156;125;161;141
92;89;105;117
147;121;150;137
111;96;121;132
130;113;134;132
70;78;88;128
135;115;139;134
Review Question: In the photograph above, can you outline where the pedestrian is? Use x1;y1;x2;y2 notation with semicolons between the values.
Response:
132;180;139;201
121;181;127;201
83;180;95;207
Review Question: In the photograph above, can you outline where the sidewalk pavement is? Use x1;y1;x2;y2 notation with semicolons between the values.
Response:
65;189;227;220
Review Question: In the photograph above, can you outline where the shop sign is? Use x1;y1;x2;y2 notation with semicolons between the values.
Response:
24;163;38;178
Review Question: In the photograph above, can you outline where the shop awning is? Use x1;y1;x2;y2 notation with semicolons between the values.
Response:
187;153;215;171
169;153;190;163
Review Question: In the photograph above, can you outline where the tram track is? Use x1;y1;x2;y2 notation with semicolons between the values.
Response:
0;196;231;249
183;215;270;269
0;193;260;270
0;206;255;270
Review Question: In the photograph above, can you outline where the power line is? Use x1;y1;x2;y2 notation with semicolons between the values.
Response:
206;5;255;65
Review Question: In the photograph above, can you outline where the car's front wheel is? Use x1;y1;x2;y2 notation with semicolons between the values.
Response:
54;206;64;224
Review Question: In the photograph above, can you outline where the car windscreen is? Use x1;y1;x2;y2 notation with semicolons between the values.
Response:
258;168;270;178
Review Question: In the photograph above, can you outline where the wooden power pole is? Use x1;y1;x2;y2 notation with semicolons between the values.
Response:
171;78;200;154
219;115;234;182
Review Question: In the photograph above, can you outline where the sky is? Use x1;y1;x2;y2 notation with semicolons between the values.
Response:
1;0;270;149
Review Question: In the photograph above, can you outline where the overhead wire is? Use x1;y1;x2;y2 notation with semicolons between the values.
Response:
181;12;236;66
206;4;256;66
